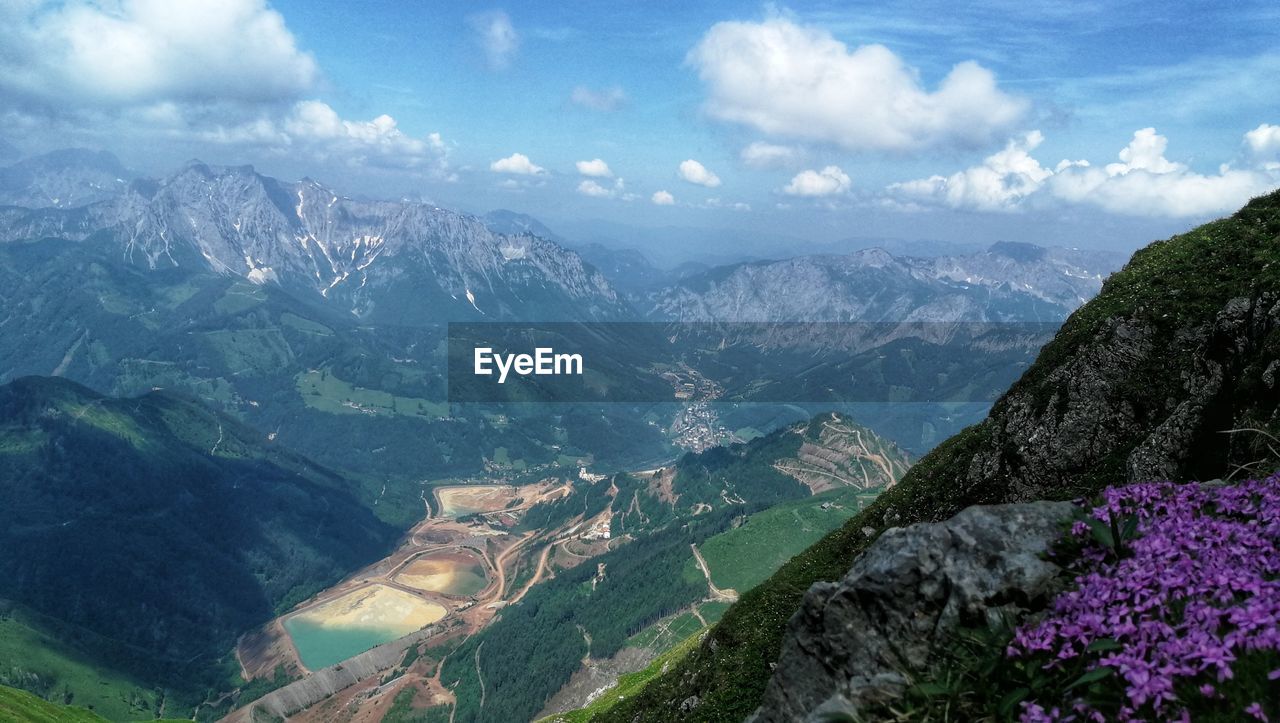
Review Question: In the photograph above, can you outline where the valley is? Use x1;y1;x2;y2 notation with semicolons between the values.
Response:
220;413;909;722
0;3;1273;721
0;149;1134;723
238;478;573;679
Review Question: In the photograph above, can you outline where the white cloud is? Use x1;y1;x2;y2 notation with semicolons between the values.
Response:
783;166;851;197
652;190;675;205
490;152;546;175
1245;123;1280;159
0;2;462;180
678;159;721;187
1104;127;1182;175
890;127;1280;217
1048;128;1277;217
273;101;449;171
570;85;627;111
175;100;451;174
469;10;519;70
575;158;613;177
888;132;1053;212
578;180;612;197
0;0;318;106
701;197;752;211
740;141;801;169
687;16;1026;152
577;178;630;199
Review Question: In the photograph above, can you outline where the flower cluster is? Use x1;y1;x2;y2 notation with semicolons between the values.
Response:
1008;476;1280;722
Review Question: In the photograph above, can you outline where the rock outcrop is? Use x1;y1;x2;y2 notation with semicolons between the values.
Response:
749;501;1074;722
590;189;1280;723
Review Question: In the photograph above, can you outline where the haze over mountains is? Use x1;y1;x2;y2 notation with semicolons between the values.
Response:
0;148;1126;474
0;146;1130;722
0;149;1125;326
643;243;1120;323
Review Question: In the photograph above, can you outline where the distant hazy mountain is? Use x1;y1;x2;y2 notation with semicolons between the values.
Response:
0;148;134;209
482;210;693;295
482;208;566;242
569;242;684;294
843;237;988;257
0;160;629;323
643;242;1125;322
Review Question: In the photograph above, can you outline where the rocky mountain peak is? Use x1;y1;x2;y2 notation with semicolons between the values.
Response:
0;154;630;322
0;148;134;209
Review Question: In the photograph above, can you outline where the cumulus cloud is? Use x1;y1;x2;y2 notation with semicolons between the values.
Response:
190;100;452;174
0;0;318;107
281;101;449;171
888;132;1053;212
782;166;851;197
1246;123;1280;160
577;180;611;197
577;177;631;199
1047;128;1277;217
469;10;519;70
741;141;801;169
678;159;721;187
490;152;547;175
686;17;1026;152
891;127;1280;217
575;158;613;177
652;190;675;205
570;85;627;111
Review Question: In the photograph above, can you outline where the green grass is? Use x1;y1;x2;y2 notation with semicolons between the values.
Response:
541;632;705;723
278;312;333;336
198;329;294;375
155;280;203;309
212;283;267;315
0;684;108;722
593;189;1280;723
492;446;528;470
691;487;878;593
295;369;448;418
0;616;158;721
625;612;704;654
697;602;731;624
110;361;240;409
52;400;147;449
382;687;451;723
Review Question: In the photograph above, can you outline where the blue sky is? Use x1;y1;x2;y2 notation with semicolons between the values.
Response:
1;0;1278;260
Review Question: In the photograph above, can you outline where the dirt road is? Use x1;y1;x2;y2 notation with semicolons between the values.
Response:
690;543;738;602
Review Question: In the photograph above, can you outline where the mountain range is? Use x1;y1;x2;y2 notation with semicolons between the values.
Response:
0;154;624;324
586;188;1280;723
0;149;1126;479
641;242;1122;322
0;149;1124;326
0;147;1154;722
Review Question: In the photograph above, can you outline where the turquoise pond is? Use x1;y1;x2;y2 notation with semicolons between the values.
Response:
282;618;403;671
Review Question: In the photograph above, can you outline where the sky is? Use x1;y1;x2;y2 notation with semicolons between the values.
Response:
1;0;1278;261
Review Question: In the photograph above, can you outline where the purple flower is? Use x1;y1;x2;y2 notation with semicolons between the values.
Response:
1013;475;1280;721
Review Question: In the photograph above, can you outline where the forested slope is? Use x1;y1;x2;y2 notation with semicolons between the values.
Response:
598;190;1280;722
0;377;397;714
